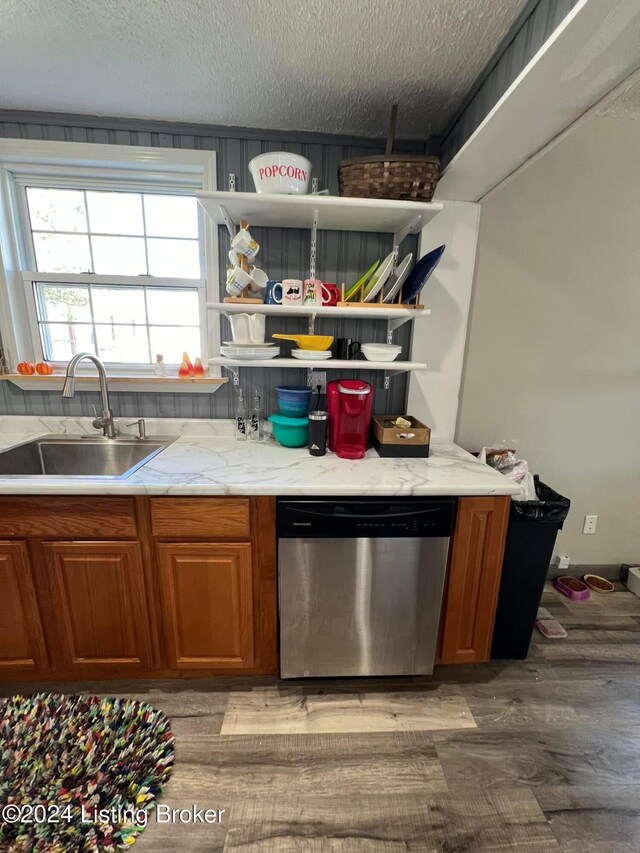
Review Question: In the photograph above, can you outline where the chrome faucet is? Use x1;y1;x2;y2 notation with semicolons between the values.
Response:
62;353;117;438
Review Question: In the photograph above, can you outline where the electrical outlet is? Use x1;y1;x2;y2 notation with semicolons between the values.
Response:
309;371;327;394
558;554;571;569
583;515;598;535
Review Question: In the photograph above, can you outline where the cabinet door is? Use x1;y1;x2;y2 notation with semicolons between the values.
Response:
439;497;510;664
157;543;254;670
0;541;48;673
43;542;152;673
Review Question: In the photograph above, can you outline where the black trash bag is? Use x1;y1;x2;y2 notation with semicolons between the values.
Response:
512;475;570;526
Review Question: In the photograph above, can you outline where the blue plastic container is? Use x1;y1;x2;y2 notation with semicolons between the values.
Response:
275;385;312;418
268;414;309;448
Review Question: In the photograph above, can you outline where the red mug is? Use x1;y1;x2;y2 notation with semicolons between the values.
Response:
322;282;340;306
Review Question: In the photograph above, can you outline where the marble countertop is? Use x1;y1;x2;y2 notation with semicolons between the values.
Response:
0;417;518;497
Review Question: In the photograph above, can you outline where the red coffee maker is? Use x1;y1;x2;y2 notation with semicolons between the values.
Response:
327;379;373;459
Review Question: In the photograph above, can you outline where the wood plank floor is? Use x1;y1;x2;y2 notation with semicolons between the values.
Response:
3;581;640;851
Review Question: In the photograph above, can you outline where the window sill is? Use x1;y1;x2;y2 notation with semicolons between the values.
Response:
0;374;228;394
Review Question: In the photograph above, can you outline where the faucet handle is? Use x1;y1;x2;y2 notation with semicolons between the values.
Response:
91;404;105;431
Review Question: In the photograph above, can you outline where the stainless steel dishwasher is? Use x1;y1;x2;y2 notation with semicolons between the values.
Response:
278;497;456;678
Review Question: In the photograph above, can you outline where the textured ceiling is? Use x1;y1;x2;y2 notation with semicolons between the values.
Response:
0;0;526;139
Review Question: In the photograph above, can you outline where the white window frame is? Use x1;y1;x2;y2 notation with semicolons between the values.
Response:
0;139;220;378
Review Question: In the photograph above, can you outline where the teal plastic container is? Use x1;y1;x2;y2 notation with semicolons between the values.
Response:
268;414;309;448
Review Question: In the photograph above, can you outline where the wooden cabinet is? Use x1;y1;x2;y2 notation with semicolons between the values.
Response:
438;496;510;664
0;492;512;681
0;541;48;672
150;498;251;539
157;542;254;669
43;541;152;673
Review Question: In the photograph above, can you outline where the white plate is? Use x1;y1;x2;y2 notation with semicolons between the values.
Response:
222;341;275;347
292;349;332;360
364;251;395;302
220;347;280;360
383;253;413;303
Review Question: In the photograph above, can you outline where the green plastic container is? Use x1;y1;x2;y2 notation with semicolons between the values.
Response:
268;414;309;448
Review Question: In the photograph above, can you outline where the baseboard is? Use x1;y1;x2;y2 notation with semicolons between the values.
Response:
546;563;623;582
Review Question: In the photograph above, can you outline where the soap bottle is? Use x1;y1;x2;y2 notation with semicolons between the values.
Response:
235;389;247;441
249;391;263;441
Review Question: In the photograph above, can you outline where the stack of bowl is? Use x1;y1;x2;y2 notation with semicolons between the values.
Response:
361;343;402;362
268;386;312;447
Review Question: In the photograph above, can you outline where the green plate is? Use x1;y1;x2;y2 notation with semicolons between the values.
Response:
345;259;380;301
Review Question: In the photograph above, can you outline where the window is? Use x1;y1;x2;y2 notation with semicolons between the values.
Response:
0;140;218;378
24;188;202;364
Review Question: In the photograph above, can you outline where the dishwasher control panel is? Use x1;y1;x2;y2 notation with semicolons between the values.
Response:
278;498;456;538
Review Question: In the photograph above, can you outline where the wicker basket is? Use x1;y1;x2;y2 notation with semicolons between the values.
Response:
338;154;440;202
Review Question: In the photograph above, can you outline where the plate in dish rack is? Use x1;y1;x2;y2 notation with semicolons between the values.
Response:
383;253;413;303
363;251;395;302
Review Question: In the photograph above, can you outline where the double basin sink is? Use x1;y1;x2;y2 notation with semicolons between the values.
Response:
0;435;176;479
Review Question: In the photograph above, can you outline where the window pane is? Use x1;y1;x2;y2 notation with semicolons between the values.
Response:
27;188;87;233
36;284;91;323
92;286;146;324
33;233;92;273
144;194;198;238
95;324;150;363
149;326;201;364
40;323;95;361
147;238;200;278
146;288;199;325
86;191;144;236
91;236;147;275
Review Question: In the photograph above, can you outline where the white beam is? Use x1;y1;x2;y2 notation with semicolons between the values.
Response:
437;0;640;202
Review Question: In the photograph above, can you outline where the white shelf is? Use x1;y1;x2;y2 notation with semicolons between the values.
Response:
207;302;429;320
196;191;442;234
209;357;426;373
0;375;227;394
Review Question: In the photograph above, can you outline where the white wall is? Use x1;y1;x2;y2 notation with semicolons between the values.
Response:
408;201;480;439
457;111;640;565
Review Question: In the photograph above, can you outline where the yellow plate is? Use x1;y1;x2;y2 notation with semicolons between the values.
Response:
272;334;334;351
345;259;380;301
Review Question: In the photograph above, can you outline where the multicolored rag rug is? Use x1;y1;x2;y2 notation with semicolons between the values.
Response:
0;693;174;851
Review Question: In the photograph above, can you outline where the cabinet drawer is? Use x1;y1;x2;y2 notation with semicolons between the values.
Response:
0;497;137;539
150;498;251;539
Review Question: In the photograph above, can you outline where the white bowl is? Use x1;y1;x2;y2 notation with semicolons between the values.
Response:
362;351;400;362
362;344;402;354
249;152;312;195
361;344;402;363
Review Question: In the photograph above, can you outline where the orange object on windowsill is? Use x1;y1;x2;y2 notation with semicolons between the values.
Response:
193;357;205;378
35;361;53;375
17;362;35;375
182;351;194;376
178;360;191;378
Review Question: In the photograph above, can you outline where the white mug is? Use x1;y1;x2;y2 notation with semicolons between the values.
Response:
249;266;268;291
226;265;255;297
231;228;259;261
282;278;303;307
228;313;266;343
302;278;331;307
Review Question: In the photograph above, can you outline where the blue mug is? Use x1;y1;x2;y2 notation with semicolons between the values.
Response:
265;280;283;305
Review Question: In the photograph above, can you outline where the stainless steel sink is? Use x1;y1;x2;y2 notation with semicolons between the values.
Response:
0;434;176;479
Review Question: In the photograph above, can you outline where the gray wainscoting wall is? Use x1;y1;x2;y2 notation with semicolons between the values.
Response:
0;114;424;419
